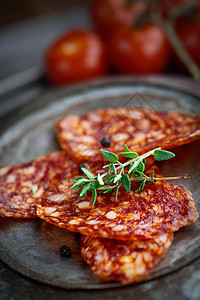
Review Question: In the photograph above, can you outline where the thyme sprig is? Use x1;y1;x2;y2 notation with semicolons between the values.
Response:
70;145;186;207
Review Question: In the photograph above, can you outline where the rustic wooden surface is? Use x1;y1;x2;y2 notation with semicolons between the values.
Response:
0;0;92;28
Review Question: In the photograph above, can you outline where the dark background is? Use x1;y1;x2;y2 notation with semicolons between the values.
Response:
0;0;93;28
0;0;94;120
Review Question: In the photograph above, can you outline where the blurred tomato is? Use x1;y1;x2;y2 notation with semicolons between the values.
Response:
160;0;200;69
91;0;147;39
176;15;200;68
108;24;171;74
45;30;108;85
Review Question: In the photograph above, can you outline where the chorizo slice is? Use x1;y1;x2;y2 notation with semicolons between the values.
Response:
81;233;173;284
55;107;200;162
0;151;77;218
37;165;198;239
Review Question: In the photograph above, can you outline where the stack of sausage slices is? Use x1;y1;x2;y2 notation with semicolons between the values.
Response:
0;107;200;284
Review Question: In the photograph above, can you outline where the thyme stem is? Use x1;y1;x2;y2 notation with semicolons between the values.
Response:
132;175;190;182
102;147;161;178
70;146;186;207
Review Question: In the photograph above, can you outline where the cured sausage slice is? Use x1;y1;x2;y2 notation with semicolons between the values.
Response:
37;165;199;239
81;233;173;283
55;108;200;162
0;151;77;218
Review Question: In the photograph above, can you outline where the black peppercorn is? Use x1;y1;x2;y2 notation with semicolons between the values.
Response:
60;245;72;257
101;136;111;147
78;163;89;174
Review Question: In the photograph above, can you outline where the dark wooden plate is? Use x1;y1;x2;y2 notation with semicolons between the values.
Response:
0;77;200;289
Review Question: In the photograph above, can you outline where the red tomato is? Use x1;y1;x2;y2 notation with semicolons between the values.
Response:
161;0;200;69
108;24;171;74
176;15;200;68
45;30;108;85
91;0;147;39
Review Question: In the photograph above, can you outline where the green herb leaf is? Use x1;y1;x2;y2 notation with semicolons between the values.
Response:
115;185;120;201
135;180;146;192
100;149;119;163
131;172;145;180
98;185;115;191
121;174;131;193
131;176;144;182
124;144;131;152
81;167;94;180
91;188;97;208
151;170;155;180
32;185;38;194
102;164;111;169
97;173;104;185
146;180;152;185
153;149;175;161
113;174;122;184
137;161;145;173
70;176;86;182
134;170;145;176
104;168;111;181
110;164;117;176
129;168;143;178
104;175;116;183
79;183;92;198
128;160;140;174
120;152;139;159
70;178;90;190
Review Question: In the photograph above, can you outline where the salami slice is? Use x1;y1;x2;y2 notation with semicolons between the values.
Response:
81;233;173;283
0;151;78;218
55;108;200;162
37;165;198;240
